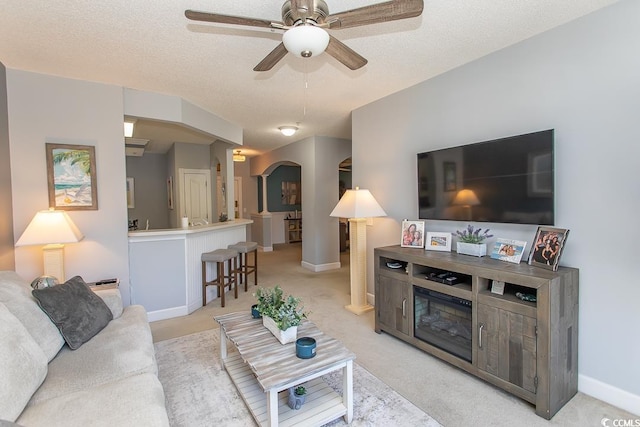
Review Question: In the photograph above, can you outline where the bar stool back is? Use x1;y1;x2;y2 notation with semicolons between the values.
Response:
228;241;258;292
201;248;238;307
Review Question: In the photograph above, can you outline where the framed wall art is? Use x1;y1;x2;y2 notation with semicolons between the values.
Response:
167;176;174;209
425;232;452;252
46;143;98;210
401;220;425;248
126;177;135;209
528;226;570;271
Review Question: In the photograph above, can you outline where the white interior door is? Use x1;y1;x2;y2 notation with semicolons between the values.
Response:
179;168;211;224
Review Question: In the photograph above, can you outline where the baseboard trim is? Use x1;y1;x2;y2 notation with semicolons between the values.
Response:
259;245;273;252
301;261;341;272
579;374;640;416
147;306;188;322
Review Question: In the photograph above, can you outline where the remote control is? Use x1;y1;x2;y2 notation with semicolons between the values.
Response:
95;278;118;285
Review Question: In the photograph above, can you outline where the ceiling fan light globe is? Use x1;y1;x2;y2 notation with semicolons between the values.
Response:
279;126;298;136
282;25;329;58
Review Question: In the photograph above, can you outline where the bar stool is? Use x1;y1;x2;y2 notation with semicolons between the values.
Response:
228;241;258;292
201;248;238;307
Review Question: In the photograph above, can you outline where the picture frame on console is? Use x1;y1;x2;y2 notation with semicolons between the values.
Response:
425;232;452;252
528;226;569;271
490;238;527;264
401;220;425;248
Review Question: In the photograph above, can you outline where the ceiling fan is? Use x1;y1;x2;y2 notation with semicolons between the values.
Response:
185;0;424;71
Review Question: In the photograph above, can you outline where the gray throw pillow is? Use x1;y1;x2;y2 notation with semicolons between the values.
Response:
32;276;113;350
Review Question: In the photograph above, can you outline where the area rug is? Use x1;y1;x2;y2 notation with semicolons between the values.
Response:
155;329;441;427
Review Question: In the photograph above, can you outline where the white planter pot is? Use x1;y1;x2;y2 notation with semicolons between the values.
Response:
262;316;298;344
457;242;487;257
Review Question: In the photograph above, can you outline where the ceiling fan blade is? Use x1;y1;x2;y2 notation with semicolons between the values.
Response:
325;36;367;70
185;9;279;29
328;0;423;29
253;43;289;72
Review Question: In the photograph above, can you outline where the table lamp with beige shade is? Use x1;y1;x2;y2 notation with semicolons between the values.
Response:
16;208;84;282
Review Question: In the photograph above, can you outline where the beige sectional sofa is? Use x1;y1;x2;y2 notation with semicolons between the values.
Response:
0;271;169;426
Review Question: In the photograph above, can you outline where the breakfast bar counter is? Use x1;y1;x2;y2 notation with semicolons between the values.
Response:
128;219;252;321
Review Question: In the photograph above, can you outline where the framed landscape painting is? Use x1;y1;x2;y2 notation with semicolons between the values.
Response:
46;143;98;210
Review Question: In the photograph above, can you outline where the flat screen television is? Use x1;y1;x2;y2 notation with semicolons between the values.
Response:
417;129;554;225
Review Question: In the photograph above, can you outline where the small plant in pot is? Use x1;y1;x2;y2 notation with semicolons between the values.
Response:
455;225;493;257
288;385;307;410
254;285;309;344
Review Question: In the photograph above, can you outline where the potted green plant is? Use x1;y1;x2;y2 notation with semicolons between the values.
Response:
455;225;493;257
254;285;308;344
287;385;307;410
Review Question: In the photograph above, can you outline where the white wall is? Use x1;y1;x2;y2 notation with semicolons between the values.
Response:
353;0;639;413
7;70;131;303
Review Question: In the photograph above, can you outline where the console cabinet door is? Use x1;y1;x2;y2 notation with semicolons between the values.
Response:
477;303;537;393
377;275;410;336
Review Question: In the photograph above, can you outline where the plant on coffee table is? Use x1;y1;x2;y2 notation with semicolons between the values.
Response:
254;285;308;344
288;385;307;410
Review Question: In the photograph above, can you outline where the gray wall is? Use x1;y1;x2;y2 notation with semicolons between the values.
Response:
7;70;131;303
353;0;639;412
126;153;169;230
251;136;351;269
0;61;14;270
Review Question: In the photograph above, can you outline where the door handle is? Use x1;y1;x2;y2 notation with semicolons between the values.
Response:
402;298;406;318
478;323;484;349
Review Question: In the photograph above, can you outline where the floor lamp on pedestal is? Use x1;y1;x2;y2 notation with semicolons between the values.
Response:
15;209;84;282
330;187;386;315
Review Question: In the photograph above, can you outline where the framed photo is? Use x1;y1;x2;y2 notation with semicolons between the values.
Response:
490;238;527;264
528;226;570;271
443;162;457;192
425;232;452;252
46;143;98;210
401;220;425;248
126;177;135;209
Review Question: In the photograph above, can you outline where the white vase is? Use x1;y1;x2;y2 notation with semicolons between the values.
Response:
457;242;487;257
262;316;298;344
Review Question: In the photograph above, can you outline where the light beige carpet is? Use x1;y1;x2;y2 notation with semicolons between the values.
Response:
155;328;442;427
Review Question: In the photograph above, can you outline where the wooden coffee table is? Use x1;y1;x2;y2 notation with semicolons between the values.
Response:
215;312;356;426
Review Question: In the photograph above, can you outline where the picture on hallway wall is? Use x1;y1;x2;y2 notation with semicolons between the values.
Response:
46;143;98;210
401;220;425;248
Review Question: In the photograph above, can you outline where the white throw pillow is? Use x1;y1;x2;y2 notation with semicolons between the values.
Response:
0;302;48;421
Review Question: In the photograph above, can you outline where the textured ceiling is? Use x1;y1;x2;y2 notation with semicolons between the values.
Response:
0;0;619;156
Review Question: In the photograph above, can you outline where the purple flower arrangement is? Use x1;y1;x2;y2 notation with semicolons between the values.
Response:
456;225;493;244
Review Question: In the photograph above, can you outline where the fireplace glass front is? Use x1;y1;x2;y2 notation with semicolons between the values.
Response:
414;286;472;362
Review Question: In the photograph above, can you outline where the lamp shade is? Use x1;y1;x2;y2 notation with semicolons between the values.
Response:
16;209;84;246
282;25;330;58
452;189;480;206
330;187;386;219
